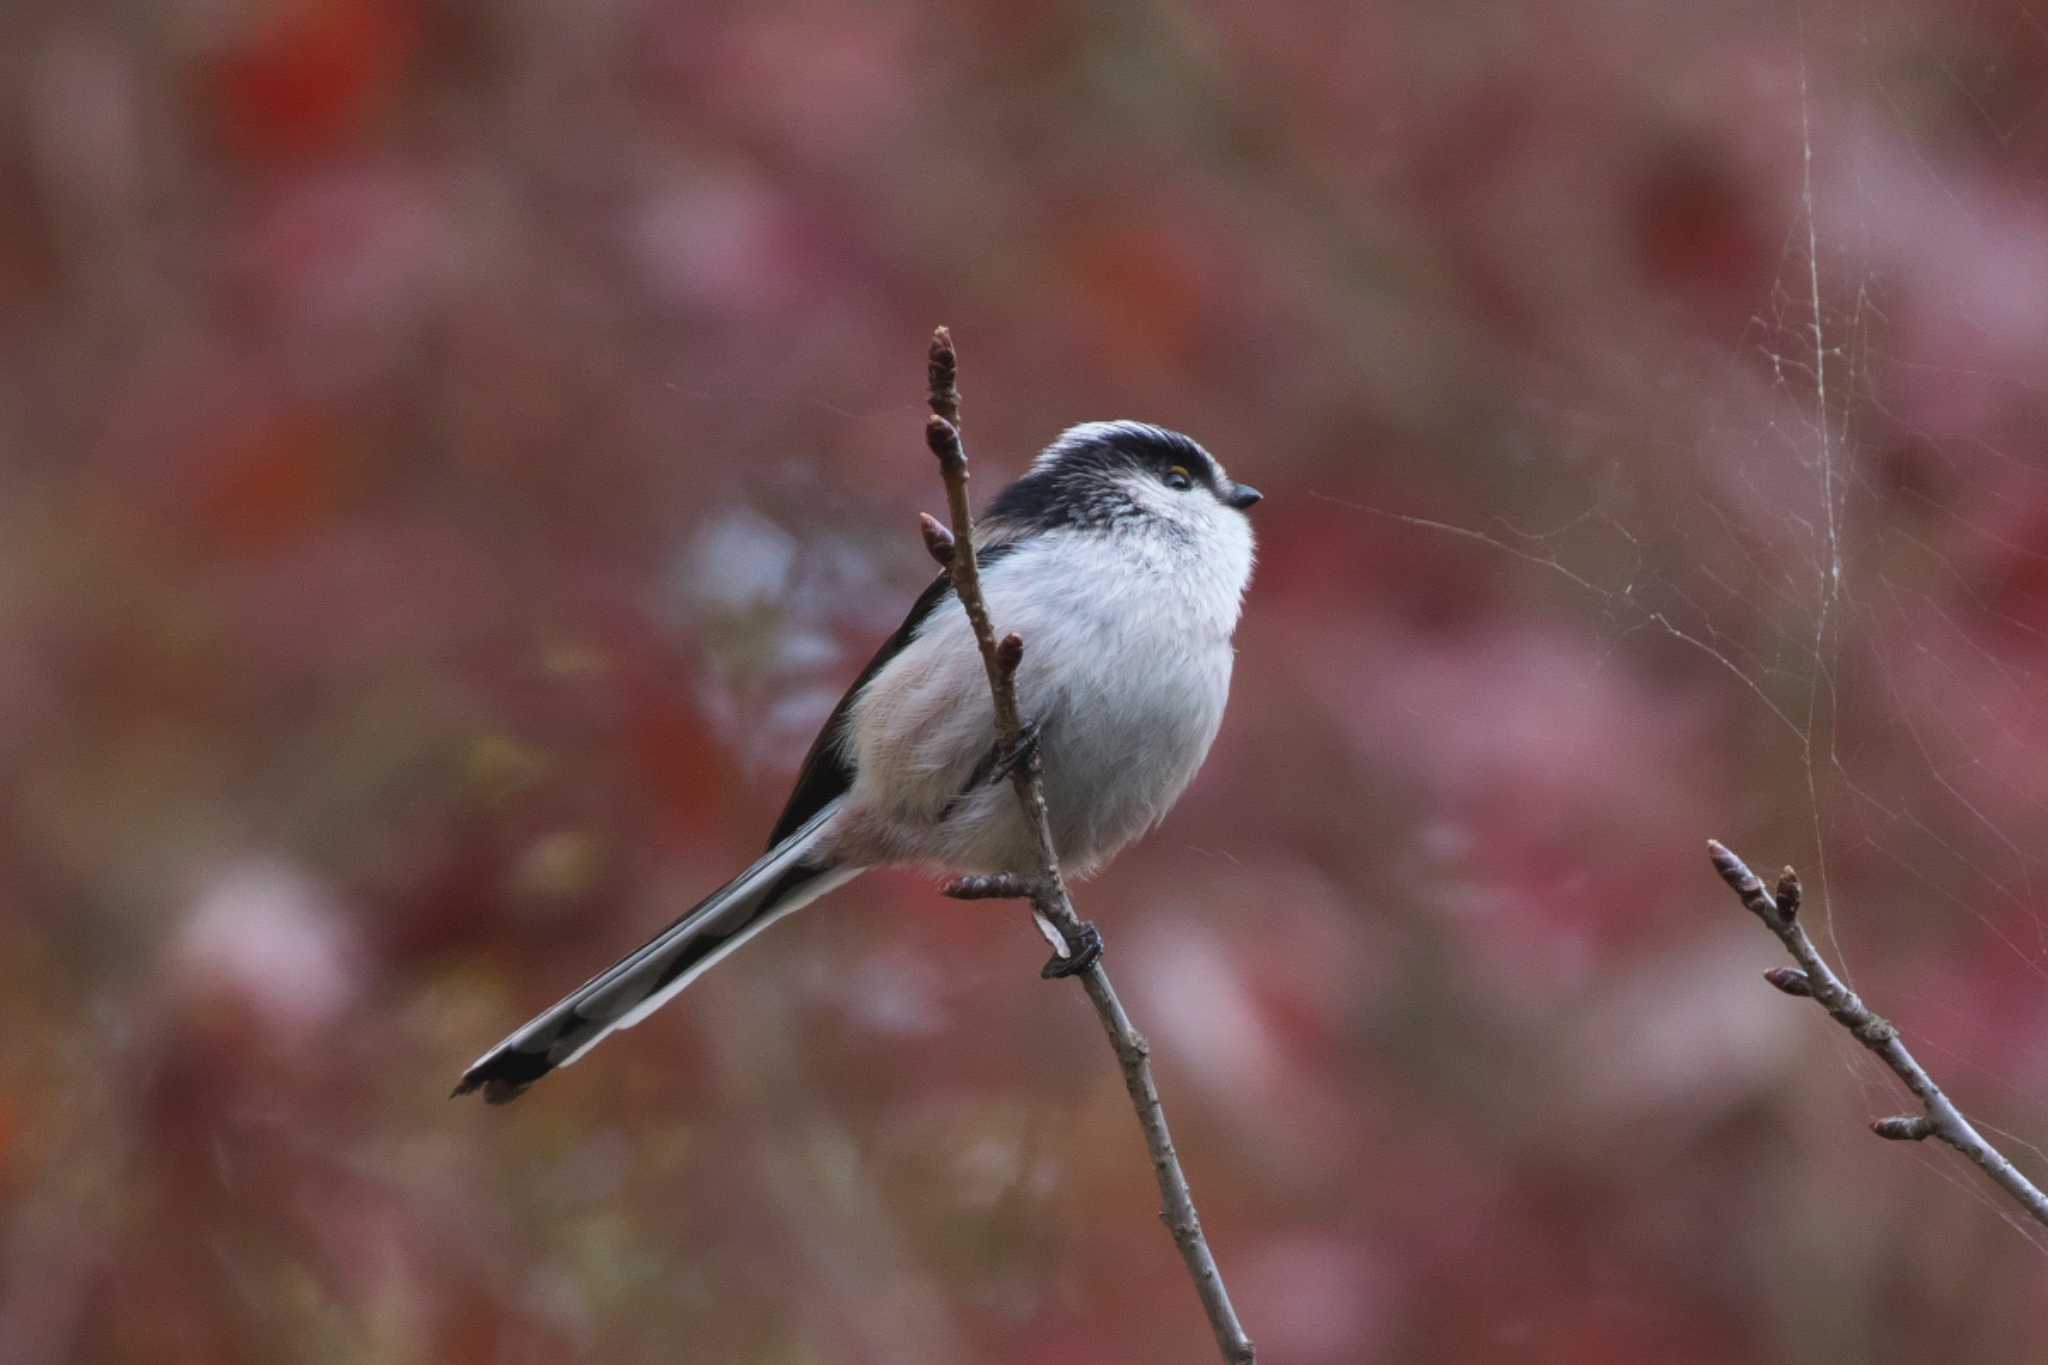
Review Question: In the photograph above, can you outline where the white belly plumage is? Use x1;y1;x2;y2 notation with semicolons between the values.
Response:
832;526;1245;876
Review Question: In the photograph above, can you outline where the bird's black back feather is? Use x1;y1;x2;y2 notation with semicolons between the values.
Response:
765;542;1021;847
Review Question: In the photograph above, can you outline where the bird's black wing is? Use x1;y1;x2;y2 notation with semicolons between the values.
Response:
764;571;949;847
766;535;1025;848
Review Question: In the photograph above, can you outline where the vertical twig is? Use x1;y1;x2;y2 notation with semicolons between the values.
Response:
921;328;1257;1365
1707;839;2048;1229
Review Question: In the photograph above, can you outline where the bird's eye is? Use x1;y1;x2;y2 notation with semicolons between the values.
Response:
1164;465;1194;491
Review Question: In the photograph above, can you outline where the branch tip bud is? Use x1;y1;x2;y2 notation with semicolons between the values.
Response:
927;328;960;424
1706;839;1742;883
1775;867;1802;920
925;414;963;467
996;632;1024;676
1763;966;1813;997
918;512;955;565
1871;1115;1934;1142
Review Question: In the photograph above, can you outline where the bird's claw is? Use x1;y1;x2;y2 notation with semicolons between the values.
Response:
988;720;1042;785
1040;920;1103;979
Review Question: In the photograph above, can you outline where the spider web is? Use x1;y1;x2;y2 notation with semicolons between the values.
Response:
1325;10;2048;1250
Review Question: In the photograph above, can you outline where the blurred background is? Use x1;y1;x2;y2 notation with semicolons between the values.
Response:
7;1;2048;1361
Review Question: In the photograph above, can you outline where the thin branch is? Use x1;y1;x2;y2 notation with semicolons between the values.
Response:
920;327;1257;1365
1707;839;2048;1229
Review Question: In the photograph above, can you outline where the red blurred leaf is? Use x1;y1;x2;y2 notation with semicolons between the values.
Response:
1635;145;1766;322
191;407;345;555
208;0;420;160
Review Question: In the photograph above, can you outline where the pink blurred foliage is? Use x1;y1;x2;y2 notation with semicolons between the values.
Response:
7;1;2048;1363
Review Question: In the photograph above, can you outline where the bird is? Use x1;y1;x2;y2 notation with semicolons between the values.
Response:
454;421;1262;1102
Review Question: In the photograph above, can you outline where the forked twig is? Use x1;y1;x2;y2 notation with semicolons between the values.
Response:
920;328;1256;1364
1707;839;2048;1229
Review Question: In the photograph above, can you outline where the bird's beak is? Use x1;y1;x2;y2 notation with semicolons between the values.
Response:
1224;483;1263;511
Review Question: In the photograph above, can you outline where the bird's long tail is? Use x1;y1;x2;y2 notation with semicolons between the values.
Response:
454;803;859;1103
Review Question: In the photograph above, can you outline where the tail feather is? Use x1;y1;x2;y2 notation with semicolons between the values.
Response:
454;804;856;1103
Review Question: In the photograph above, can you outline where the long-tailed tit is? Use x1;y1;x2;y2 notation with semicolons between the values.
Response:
454;421;1261;1102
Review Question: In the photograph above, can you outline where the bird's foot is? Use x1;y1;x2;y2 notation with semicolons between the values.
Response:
1040;919;1103;979
987;720;1042;785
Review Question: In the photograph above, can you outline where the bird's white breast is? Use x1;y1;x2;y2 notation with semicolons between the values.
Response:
838;512;1254;876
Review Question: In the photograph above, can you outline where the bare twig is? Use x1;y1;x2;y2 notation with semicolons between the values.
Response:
921;327;1257;1365
1707;839;2048;1229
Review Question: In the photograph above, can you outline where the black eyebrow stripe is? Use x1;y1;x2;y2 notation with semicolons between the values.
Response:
983;422;1224;532
1098;425;1218;479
